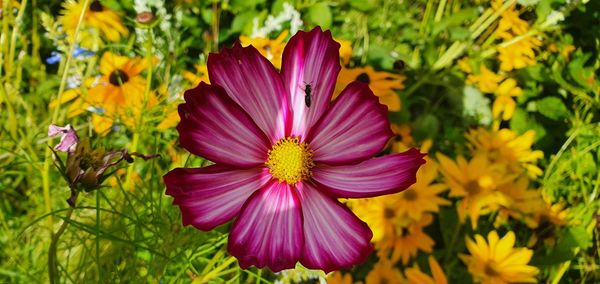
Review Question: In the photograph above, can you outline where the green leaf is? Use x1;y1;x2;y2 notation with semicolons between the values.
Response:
432;8;478;36
535;97;570;120
568;51;597;91
510;109;547;142
412;113;440;141
349;0;380;12
532;225;592;266
568;226;592;249
230;11;258;34
518;0;541;6
230;0;266;11
449;27;471;41
439;207;460;246
305;3;332;30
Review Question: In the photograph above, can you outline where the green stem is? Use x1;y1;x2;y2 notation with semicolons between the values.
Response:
96;189;100;278
48;205;76;284
43;0;89;273
6;0;28;78
125;30;153;191
434;0;447;22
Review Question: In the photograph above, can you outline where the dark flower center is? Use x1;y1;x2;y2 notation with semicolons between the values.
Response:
465;180;481;195
356;72;370;84
109;69;129;86
393;59;406;70
403;190;418;201
90;1;104;12
484;263;499;276
384;207;396;219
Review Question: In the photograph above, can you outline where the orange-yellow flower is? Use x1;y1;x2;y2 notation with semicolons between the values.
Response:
405;256;448;284
460;231;539;283
394;160;450;221
87;52;154;134
336;66;405;111
239;30;288;69
60;0;129;44
466;127;544;178
466;65;504;93
366;256;405;284
437;153;512;228
493;78;522;121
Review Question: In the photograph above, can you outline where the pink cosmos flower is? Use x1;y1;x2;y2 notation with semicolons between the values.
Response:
48;124;79;152
163;27;426;272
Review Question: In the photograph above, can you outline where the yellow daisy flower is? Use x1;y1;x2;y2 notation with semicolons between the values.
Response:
158;64;211;130
336;38;353;66
495;176;544;228
496;9;529;38
389;124;415;153
404;256;448;284
466;65;504;94
48;77;97;118
348;197;413;243
492;0;541;71
457;57;473;74
239;30;288;69
466;127;544;178
387;214;435;265
60;0;129;44
535;198;569;227
527;197;569;246
460;231;539;284
336;66;405;111
87;52;151;134
326;271;353;284
366;257;405;284
497;37;542;72
437;153;511;228
394;160;450;221
182;64;210;86
493;78;522;121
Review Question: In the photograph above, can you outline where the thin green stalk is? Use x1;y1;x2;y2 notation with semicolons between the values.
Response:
470;0;516;40
434;0;447;22
0;0;11;76
419;0;435;36
543;128;579;184
6;0;28;78
199;256;237;282
96;189;100;279
48;205;76;284
212;0;220;51
42;0;89;232
125;30;153;191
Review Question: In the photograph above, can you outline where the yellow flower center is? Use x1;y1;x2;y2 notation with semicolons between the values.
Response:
266;137;314;185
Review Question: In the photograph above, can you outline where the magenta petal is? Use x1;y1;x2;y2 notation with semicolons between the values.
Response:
227;180;304;272
208;43;291;142
281;27;341;138
296;182;373;273
307;82;393;165
177;82;270;167
163;165;271;230
312;148;426;198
